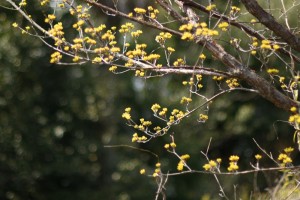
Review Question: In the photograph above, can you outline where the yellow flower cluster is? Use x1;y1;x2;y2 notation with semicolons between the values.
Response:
152;162;161;177
140;169;146;175
155;32;173;44
159;107;168;116
69;5;90;19
278;153;292;165
178;24;195;40
255;154;262;160
267;68;279;74
167;47;175;53
143;54;160;62
44;14;56;23
48;22;64;38
109;65;117;72
85;24;106;36
177;154;190;171
199;114;208;122
126;44;147;59
119;23;135;33
213;76;224;81
40;0;50;6
135;69;145;77
289;113;300;123
164;142;177;149
230;6;241;15
226;78;239;88
92;57;102;64
19;0;27;7
50;51;62;63
147;6;159;19
203;159;221;171
227;155;239;172
133;118;152;131
134;7;147;14
101;30;115;41
260;40;272;49
206;4;216;11
218;22;229;31
151;103;161;113
122;107;131;120
131;133;147;142
173;58;185;67
131;30;143;37
290;106;297;113
195;23;219;38
199;53;206;60
180;96;192;104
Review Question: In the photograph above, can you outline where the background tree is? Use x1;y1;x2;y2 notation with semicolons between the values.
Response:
2;0;300;199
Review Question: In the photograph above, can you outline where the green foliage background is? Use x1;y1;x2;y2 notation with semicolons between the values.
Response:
0;1;298;199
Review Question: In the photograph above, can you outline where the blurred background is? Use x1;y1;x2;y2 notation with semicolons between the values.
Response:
0;0;298;199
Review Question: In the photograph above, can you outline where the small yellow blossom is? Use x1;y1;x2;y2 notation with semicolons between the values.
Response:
267;68;279;74
180;154;190;160
255;154;262;160
218;22;229;31
199;114;208;121
151;103;161;113
273;44;280;50
229;155;239;162
140;169;146;174
203;164;211;171
170;142;176;148
12;22;18;28
290;107;297;113
199;53;206;60
206;4;216;11
177;160;184;171
134;7;147;14
284;147;294;153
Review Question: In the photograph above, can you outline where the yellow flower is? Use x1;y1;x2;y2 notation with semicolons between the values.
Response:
134;7;147;14
206;4;216;11
167;47;175;53
267;68;279;74
122;112;131;120
203;164;211;171
255;154;262;160
209;160;217;168
164;144;170;149
12;22;18;28
180;154;190;160
290;107;297;113
284;147;294;153
170;142;176;148
140;169;146;174
273;44;280;50
199;53;206;60
229;155;239;162
177;160;184;171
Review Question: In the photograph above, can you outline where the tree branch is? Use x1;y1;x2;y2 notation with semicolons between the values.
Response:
241;0;300;52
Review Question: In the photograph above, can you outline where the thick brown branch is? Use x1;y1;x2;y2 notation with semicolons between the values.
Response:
241;0;300;52
203;40;299;110
84;0;299;111
179;0;300;63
